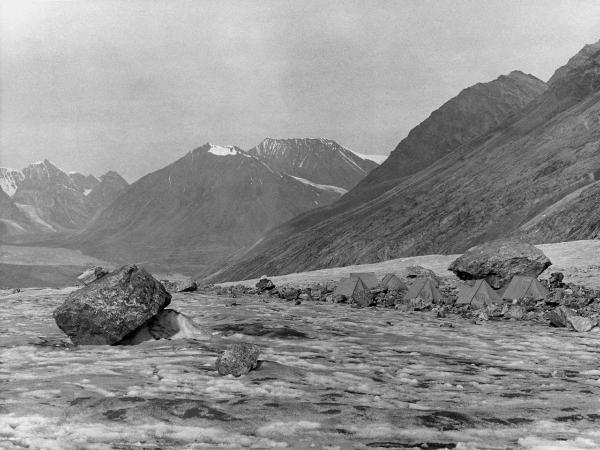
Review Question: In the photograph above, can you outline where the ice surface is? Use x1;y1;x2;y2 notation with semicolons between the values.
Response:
2;289;600;448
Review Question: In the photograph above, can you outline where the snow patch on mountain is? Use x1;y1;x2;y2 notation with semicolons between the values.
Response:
0;168;24;197
348;151;388;164
0;219;26;233
290;175;347;195
338;149;367;175
14;203;56;232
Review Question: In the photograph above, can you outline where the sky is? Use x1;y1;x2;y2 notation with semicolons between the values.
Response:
1;0;600;182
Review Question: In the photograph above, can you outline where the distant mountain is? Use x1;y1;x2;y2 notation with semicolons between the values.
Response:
69;172;100;192
70;143;356;274
12;160;90;231
0;160;128;234
209;39;600;283
0;188;35;239
86;171;129;211
248;138;378;190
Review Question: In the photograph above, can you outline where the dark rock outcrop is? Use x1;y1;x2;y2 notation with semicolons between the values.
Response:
53;265;171;345
215;343;260;376
448;241;551;289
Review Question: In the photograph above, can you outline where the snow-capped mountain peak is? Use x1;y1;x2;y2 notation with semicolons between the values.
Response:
0;167;25;197
248;138;379;190
207;143;238;156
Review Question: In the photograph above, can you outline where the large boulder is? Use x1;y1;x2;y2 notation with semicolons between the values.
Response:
53;265;171;345
448;241;551;289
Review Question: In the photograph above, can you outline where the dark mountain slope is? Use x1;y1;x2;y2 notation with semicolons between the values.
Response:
348;70;547;203
210;41;600;282
86;171;129;211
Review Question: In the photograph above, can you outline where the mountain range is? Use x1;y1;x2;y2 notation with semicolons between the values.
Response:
0;160;128;239
65;141;379;274
4;39;600;283
210;39;600;282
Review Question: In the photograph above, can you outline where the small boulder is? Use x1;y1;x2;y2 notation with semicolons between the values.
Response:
506;305;526;320
215;343;260;377
53;265;171;345
333;294;347;303
174;278;197;293
475;310;489;323
448;240;551;289
547;305;576;328
256;278;275;292
549;272;565;289
77;266;109;286
281;288;301;301
567;315;596;332
410;296;433;311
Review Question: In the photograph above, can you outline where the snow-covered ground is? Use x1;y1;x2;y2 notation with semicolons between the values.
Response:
219;240;600;289
2;287;600;448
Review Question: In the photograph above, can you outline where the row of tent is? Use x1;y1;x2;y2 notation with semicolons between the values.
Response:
457;275;549;307
334;271;549;307
334;272;442;306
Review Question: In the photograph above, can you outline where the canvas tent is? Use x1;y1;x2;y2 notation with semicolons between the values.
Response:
381;274;408;291
349;272;379;289
404;278;442;303
456;279;500;308
502;275;549;302
381;273;395;286
334;277;372;307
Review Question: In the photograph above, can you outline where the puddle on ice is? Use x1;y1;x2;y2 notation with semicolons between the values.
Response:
2;290;600;448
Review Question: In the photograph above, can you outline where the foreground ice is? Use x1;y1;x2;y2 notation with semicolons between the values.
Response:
1;289;600;449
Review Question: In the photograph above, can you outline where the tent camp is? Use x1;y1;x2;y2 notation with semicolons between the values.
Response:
334;277;372;306
502;275;549;302
349;272;379;289
404;278;442;303
456;279;500;308
381;274;408;291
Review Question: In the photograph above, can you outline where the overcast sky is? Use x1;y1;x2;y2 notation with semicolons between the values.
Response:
1;0;600;181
